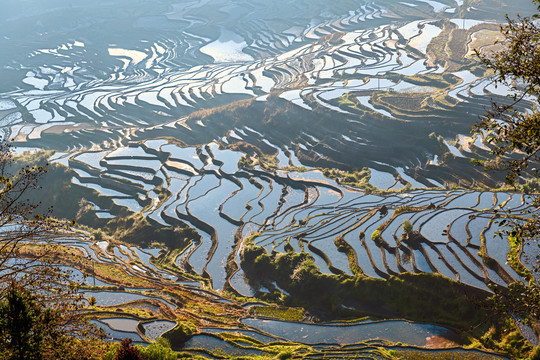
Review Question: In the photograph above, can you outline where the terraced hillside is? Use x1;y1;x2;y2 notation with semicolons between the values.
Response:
48;141;533;296
1;0;536;186
1;0;539;357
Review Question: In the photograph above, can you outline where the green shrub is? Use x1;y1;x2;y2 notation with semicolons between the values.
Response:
343;175;356;183
402;219;413;234
371;230;384;246
277;350;293;360
161;321;196;350
136;338;177;360
102;345;120;360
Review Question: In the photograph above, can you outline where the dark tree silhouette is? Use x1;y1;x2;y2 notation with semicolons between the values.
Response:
113;339;143;360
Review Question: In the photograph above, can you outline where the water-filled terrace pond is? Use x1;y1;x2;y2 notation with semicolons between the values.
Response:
241;318;456;346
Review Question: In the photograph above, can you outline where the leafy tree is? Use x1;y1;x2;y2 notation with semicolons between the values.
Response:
136;338;177;360
474;12;540;182
0;283;44;360
0;280;107;360
474;0;540;338
402;219;413;235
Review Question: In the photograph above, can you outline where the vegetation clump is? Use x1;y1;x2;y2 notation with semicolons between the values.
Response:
161;320;196;349
321;167;376;192
241;240;489;330
402;219;413;235
250;306;304;321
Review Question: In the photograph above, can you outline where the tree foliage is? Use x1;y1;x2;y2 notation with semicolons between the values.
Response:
0;283;44;360
136;338;177;360
474;8;540;182
474;0;540;337
402;219;413;234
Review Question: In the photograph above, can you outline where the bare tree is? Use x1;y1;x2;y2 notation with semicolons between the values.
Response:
0;141;71;287
0;141;104;359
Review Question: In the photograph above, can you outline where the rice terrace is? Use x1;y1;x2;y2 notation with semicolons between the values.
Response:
0;0;538;358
